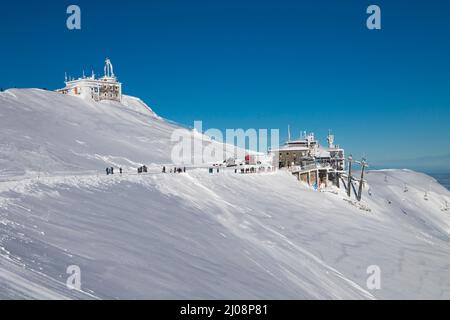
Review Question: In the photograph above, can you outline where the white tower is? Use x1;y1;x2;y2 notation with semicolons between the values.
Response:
104;58;115;78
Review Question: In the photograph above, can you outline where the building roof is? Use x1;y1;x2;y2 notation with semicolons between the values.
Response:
271;145;310;152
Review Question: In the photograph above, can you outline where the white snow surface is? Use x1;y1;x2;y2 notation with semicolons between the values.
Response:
1;89;450;299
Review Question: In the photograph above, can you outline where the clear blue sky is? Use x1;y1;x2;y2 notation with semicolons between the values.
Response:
1;0;449;167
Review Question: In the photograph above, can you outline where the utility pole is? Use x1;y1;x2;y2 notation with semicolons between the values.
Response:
347;155;353;197
332;155;340;188
357;158;368;201
335;158;339;188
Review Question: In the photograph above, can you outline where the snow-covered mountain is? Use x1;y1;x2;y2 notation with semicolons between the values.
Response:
0;89;177;175
1;89;450;299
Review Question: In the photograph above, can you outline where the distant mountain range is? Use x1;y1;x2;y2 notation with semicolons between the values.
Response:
372;153;450;174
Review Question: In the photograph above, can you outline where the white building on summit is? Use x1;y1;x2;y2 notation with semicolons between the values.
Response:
57;58;122;102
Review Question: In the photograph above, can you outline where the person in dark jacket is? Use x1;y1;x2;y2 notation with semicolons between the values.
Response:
110;167;114;175
119;167;122;174
162;166;166;173
106;168;109;175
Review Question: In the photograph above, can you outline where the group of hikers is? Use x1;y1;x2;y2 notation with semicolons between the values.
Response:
162;166;186;174
137;165;148;174
105;165;273;176
209;167;220;174
106;167;122;175
239;167;273;174
208;166;274;174
105;165;187;175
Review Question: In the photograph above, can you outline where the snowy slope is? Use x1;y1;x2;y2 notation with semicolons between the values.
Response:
1;89;450;299
0;89;232;176
0;89;168;175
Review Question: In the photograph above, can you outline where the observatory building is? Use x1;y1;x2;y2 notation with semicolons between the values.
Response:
57;58;122;102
